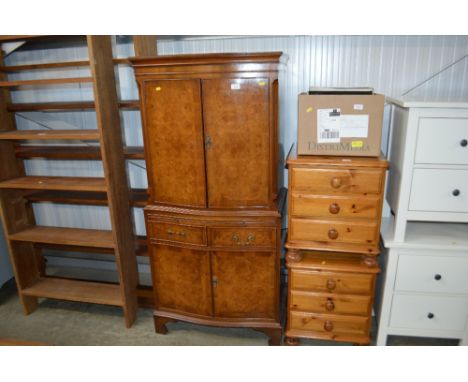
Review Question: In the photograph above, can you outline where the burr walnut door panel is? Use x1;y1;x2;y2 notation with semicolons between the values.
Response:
151;244;213;316
211;250;277;319
202;78;271;208
142;79;207;208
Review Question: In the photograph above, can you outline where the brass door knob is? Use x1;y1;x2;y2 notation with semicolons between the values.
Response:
329;203;340;214
328;228;339;240
330;177;342;188
326;298;335;311
323;320;334;332
326;279;336;290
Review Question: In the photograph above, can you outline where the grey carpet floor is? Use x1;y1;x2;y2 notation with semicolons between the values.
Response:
0;279;458;346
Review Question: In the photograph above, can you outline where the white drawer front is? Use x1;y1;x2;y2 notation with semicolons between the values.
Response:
390;294;468;331
395;255;468;294
409;169;468;213
415;117;468;165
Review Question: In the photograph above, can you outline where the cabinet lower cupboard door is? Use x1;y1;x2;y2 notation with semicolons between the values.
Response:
142;79;207;208
151;245;213;316
211;251;277;319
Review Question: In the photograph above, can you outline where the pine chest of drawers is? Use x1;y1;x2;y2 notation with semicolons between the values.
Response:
285;251;379;345
285;147;388;257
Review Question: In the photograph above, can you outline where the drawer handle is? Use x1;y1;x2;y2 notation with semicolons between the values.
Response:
328;228;339;240
329;203;340;214
452;189;460;197
326;279;336;290
461;139;468;147
326;298;335;311
434;274;442;281
323;320;334;332
427;312;435;319
231;233;255;246
166;229;186;237
330;177;342;189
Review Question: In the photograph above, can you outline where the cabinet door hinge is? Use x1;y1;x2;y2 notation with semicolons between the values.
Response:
212;275;218;288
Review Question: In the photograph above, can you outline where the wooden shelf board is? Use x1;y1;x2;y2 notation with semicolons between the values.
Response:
26;188;148;207
0;61;90;72
9;226;115;249
14;145;144;160
0;77;94;87
0;176;107;192
0;129;100;141
7;100;139;112
15;146;101;160
22;277;123;306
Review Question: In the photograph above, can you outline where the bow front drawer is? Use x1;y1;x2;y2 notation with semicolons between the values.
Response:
148;220;206;246
208;227;276;248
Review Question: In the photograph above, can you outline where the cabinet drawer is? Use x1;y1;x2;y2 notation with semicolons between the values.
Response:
208;227;276;248
395;254;468;294
288;311;369;336
415;117;468;165
291;168;383;195
291;269;374;295
291;194;380;219
148;220;206;246
290;290;371;316
409;169;468;213
390;294;468;332
290;218;378;245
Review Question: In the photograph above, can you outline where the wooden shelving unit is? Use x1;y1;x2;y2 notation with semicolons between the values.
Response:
0;35;157;327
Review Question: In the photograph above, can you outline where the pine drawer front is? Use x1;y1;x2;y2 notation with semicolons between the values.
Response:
291;194;380;219
291;168;383;195
148;221;207;246
289;311;369;336
415;117;468;165
291;269;374;295
290;290;371;316
390;294;468;332
395;254;468;294
208;227;276;248
290;218;378;245
409;169;468;213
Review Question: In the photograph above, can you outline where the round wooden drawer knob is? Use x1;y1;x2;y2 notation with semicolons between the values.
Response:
328;228;339;240
330;177;342;189
452;189;460;196
434;274;442;281
427;313;435;319
329;203;340;214
324;320;334;332
326;298;335;311
461;139;468;147
326;279;336;290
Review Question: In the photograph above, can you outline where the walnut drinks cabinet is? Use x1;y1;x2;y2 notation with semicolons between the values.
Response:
131;53;287;345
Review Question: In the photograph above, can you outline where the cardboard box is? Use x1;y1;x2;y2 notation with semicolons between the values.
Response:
297;93;385;157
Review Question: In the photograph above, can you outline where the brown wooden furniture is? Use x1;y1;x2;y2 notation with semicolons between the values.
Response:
131;53;286;345
0;35;157;327
286;146;389;259
284;250;379;345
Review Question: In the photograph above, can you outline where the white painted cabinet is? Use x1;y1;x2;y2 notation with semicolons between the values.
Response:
377;99;468;345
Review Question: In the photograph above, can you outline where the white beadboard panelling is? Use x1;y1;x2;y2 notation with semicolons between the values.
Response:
33;203;112;230
24;159;104;177
127;160;148;189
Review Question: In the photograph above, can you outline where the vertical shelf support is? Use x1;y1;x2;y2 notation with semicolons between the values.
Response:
87;36;139;328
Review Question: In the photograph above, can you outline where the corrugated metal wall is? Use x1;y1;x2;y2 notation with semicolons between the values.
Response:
3;35;468;270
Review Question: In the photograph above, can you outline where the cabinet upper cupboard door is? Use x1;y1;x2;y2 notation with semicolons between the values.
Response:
142;79;207;208
202;78;271;208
